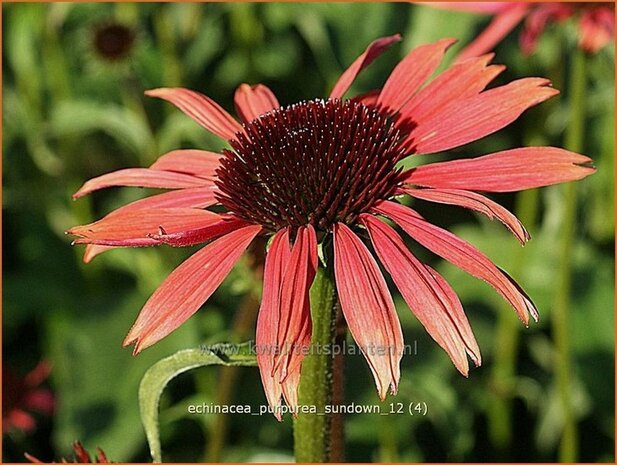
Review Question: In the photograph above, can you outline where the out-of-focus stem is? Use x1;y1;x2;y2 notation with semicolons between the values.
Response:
488;187;540;453
204;290;260;462
553;47;586;463
153;7;182;87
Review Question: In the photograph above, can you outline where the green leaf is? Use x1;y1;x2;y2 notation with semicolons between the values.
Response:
139;342;257;462
46;292;201;460
49;99;154;157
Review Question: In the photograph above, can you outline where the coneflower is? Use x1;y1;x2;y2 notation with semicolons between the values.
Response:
426;2;614;58
68;35;594;416
92;22;136;62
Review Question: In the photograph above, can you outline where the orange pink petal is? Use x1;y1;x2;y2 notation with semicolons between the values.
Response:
145;87;243;140
374;201;538;325
362;214;480;376
333;222;403;400
377;38;457;113
72;168;210;199
406;78;559;154
578;7;615;53
404;187;530;245
329;34;401;100
403;147;595;192
456;3;529;61
149;217;251;247
256;229;291;418
399;53;504;122
234;83;281;123
68;208;222;246
81;187;219;262
124;224;261;354
273;225;317;385
149;150;222;180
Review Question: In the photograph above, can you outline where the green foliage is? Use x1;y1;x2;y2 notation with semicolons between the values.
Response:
2;2;614;463
138;343;256;462
46;293;200;460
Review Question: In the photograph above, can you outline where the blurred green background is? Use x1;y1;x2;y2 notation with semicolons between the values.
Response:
2;2;614;463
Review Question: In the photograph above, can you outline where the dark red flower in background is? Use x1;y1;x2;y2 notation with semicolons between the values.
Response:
69;35;594;417
3;361;54;434
427;2;614;59
26;440;110;463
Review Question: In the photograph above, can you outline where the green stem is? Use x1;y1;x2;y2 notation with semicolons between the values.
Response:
293;264;337;462
488;187;540;453
154;7;183;87
553;47;586;462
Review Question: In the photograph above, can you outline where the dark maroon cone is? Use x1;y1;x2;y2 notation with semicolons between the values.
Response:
216;99;408;232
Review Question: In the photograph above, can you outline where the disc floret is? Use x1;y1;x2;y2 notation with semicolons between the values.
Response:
215;99;407;232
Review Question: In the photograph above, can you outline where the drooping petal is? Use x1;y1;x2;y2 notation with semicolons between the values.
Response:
256;229;291;418
80;187;219;262
145;88;243;140
403;147;595;192
68;208;222;246
405;78;559;154
333;222;403;399
404;187;529;244
425;263;482;365
73;168;209;199
329;34;401;100
399;54;504;123
150;150;222;180
455;3;529;61
519;3;571;55
124;225;261;353
280;369;301;414
234;83;281;123
374;201;538;325
578;7;615;53
362;214;480;375
377;38;457;113
273;225;317;383
83;245;112;263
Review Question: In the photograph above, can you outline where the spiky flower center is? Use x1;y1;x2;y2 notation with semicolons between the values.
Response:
215;99;407;232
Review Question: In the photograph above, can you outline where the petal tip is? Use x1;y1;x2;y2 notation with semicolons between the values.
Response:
144;88;169;98
132;345;143;357
390;381;399;397
122;331;137;348
442;37;459;49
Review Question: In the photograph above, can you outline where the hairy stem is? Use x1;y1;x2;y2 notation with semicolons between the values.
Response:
293;264;337;462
